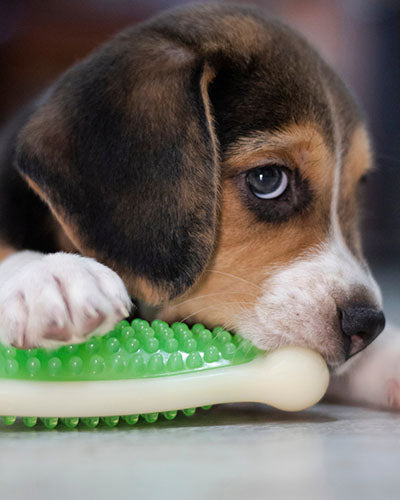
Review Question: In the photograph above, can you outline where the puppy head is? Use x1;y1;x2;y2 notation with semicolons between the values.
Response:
16;4;384;366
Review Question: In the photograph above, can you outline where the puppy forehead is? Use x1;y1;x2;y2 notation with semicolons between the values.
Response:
198;9;360;155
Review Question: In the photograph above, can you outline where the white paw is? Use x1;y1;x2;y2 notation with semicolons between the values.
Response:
0;252;132;348
328;325;400;410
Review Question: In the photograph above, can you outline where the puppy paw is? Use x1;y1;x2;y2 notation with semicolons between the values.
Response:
0;253;132;348
328;325;400;410
386;378;400;409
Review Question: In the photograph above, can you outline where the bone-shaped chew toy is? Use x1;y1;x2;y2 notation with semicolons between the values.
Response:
0;319;329;428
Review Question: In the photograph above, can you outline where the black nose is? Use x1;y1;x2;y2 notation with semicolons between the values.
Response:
339;306;385;359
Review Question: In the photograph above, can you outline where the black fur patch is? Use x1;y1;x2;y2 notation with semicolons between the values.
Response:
0;105;58;252
16;36;219;300
0;3;362;302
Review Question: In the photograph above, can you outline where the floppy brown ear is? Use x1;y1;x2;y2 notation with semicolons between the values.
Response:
16;29;219;304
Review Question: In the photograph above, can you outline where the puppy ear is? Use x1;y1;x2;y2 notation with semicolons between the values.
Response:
16;32;219;304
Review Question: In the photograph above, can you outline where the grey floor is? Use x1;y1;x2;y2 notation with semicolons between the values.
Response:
1;403;400;500
0;266;399;500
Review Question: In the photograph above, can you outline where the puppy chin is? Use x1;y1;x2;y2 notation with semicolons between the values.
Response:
159;295;347;366
232;307;346;368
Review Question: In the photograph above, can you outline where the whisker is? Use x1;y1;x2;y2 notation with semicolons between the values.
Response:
179;301;256;324
205;270;262;290
169;290;259;310
227;307;297;348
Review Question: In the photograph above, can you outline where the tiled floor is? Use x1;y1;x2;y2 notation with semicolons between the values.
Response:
0;267;399;500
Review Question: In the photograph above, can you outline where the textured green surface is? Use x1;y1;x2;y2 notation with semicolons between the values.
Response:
0;319;262;382
0;320;263;428
1;405;213;428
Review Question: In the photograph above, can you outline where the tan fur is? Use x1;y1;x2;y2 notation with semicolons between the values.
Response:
54;223;78;253
338;125;373;256
24;175;47;200
224;123;334;192
160;123;336;325
0;243;15;263
341;125;372;191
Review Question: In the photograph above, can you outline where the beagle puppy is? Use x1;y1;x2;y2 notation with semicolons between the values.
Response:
0;4;398;410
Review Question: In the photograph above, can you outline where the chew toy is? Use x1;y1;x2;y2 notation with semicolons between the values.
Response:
0;319;329;428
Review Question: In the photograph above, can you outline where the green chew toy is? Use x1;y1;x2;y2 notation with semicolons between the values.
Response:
0;319;329;429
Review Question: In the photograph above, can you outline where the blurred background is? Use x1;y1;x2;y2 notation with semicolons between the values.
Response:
0;0;399;315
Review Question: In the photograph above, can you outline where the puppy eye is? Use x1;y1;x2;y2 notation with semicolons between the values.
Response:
246;165;288;199
235;163;311;224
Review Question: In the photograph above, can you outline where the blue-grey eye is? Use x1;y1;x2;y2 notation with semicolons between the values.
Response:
246;165;288;199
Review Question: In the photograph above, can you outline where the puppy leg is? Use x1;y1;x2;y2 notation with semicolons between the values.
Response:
328;325;400;410
0;250;132;348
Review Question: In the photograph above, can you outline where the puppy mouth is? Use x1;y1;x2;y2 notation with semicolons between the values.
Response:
234;321;349;369
160;302;383;369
